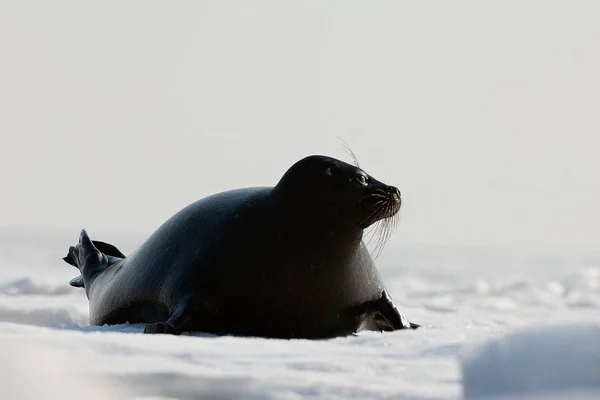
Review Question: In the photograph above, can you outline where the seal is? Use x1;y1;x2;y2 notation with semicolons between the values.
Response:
63;155;418;338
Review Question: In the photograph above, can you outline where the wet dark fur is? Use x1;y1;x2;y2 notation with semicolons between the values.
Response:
64;155;418;338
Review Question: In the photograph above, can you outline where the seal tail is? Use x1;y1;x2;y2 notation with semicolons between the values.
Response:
63;229;110;290
64;238;126;288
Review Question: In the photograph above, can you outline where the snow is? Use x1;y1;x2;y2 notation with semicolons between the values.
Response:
461;324;600;400
1;239;599;399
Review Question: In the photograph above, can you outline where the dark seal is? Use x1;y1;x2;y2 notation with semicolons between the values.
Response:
63;155;418;338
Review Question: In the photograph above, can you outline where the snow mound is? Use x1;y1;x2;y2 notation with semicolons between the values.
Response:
0;302;85;327
0;276;72;296
460;323;600;399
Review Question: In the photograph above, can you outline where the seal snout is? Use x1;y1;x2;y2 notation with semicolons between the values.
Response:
386;186;402;216
389;186;401;204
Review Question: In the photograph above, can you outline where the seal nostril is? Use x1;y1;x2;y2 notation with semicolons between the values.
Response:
388;186;401;200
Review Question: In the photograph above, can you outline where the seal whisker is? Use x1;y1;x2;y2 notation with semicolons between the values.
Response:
372;222;387;260
362;199;390;250
363;215;384;244
362;193;387;201
336;136;361;168
370;198;399;260
360;199;388;230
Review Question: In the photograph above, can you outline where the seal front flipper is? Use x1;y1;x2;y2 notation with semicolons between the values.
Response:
378;290;419;330
353;290;419;333
64;239;126;288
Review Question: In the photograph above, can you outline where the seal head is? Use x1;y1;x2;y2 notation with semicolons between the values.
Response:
273;155;402;230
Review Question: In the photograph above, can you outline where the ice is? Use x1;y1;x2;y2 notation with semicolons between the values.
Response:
1;242;599;399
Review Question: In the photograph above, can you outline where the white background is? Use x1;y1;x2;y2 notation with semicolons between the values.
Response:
1;0;599;251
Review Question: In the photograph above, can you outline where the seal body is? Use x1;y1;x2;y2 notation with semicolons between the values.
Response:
64;155;418;338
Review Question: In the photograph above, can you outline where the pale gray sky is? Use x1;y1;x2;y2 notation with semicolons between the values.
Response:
1;1;599;251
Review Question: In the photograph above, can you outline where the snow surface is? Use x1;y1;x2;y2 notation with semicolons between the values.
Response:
461;323;600;400
1;238;599;399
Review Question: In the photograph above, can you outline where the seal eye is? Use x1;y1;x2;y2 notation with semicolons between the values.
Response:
356;173;369;186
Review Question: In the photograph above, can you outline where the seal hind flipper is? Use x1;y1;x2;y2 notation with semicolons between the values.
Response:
91;240;126;259
68;255;121;289
62;251;77;268
63;229;110;290
69;275;85;288
64;239;125;289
